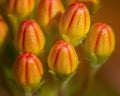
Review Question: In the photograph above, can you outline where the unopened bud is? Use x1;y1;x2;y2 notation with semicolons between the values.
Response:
13;52;43;92
15;20;45;55
36;0;64;29
84;23;115;65
6;0;35;18
48;40;79;75
59;2;90;46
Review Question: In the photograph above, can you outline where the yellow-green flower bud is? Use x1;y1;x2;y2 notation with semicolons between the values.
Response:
59;2;90;46
15;20;45;55
6;0;35;18
36;0;64;29
84;23;115;65
13;52;43;92
48;40;79;75
0;16;8;47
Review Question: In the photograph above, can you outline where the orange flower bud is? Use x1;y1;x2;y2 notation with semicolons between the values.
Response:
13;52;43;92
59;2;90;46
15;20;45;55
36;0;64;29
48;40;79;75
84;23;115;64
0;16;8;46
6;0;35;18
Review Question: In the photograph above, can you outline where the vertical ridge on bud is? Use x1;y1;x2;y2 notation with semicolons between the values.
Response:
36;0;64;29
13;52;43;92
59;2;90;46
84;23;115;64
48;40;79;75
15;20;45;55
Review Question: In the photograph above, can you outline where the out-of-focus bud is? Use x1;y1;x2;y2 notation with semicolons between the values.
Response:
0;16;8;47
36;0;64;29
13;52;43;92
59;2;90;46
84;23;115;65
48;40;79;75
6;0;35;18
15;20;45;55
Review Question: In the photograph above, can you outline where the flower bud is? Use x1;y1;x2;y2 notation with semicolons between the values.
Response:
0;16;8;47
48;40;79;75
66;0;100;7
13;52;43;92
6;0;35;18
15;20;45;55
59;2;91;46
36;0;64;29
84;23;115;65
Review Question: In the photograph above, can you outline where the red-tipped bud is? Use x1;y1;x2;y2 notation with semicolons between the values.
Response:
84;23;115;64
36;0;64;29
59;2;90;46
13;52;43;92
15;20;45;55
48;40;79;75
6;0;35;18
66;0;100;7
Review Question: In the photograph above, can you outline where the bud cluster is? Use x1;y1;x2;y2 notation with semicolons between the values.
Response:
0;0;116;95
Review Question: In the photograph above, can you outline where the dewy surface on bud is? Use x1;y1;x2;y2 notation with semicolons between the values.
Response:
84;23;115;65
59;2;90;46
6;0;35;18
15;20;45;55
48;40;79;75
13;52;43;92
0;16;8;46
36;0;64;29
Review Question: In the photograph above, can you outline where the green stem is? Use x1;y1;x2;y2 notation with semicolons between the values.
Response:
80;65;99;96
87;66;98;90
58;73;75;96
58;80;67;96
